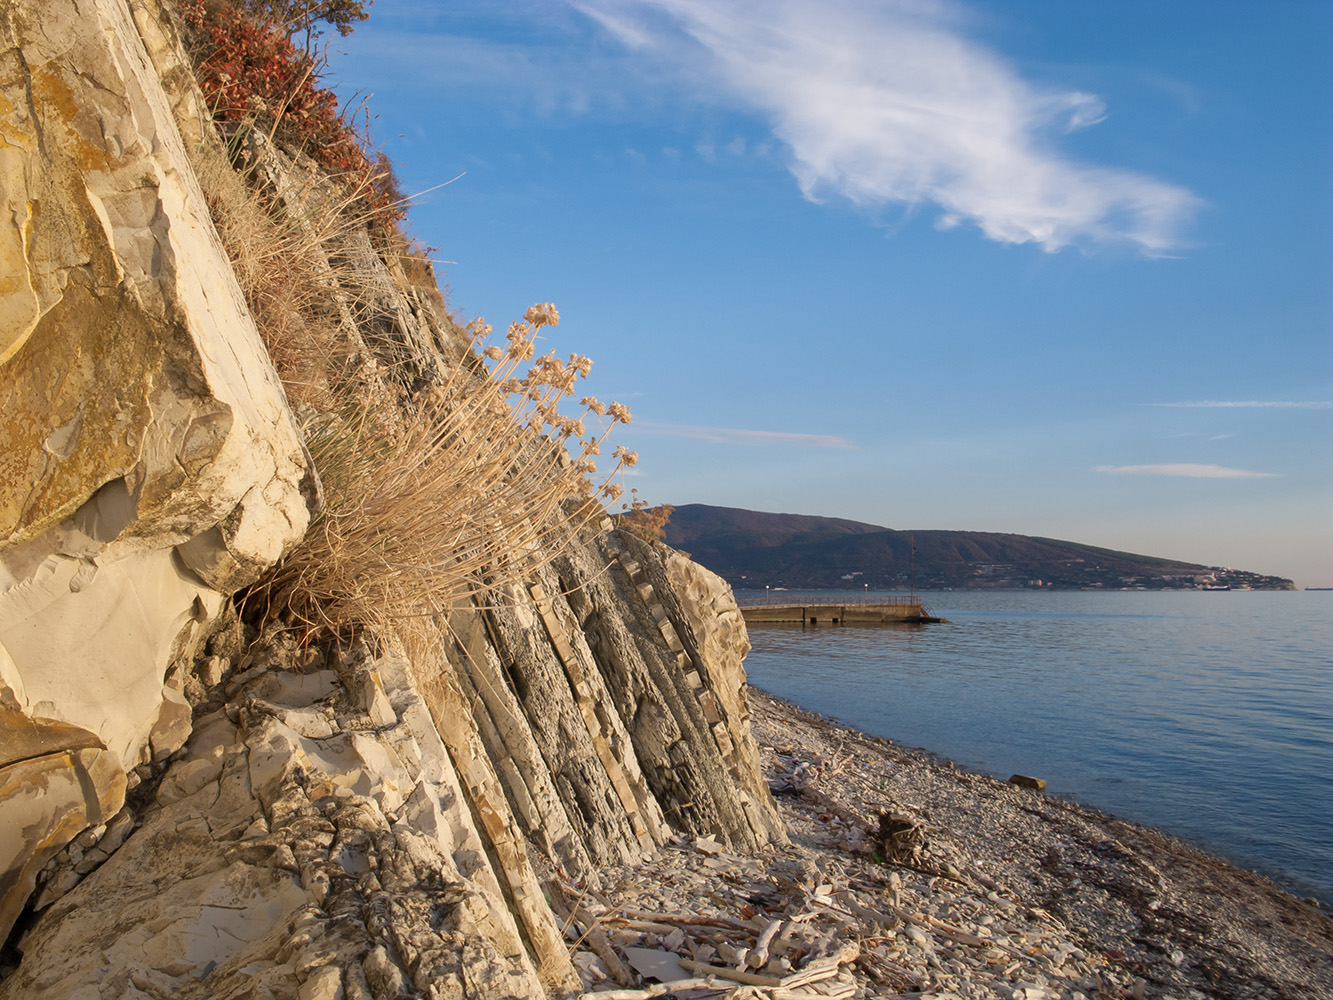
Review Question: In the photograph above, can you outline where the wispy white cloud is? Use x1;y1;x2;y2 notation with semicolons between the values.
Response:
571;2;656;49
1095;464;1278;479
637;421;854;449
1149;400;1333;409
573;0;1200;253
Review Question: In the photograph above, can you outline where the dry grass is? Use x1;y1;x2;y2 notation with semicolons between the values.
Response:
176;0;651;638
196;130;390;413
616;498;674;545
249;305;637;630
191;85;640;637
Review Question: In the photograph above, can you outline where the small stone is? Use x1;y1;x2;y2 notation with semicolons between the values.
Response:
32;869;82;910
98;808;135;856
201;655;229;688
298;964;343;1000
357;673;397;729
281;708;335;740
905;925;930;949
156;756;224;805
74;848;108;875
241;817;270;839
150;686;194;760
1008;774;1047;791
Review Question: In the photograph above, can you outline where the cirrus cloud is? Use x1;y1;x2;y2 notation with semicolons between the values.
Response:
1095;464;1278;479
574;0;1201;253
1149;400;1333;409
636;421;853;449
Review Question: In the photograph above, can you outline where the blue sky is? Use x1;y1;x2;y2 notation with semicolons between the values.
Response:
327;0;1332;586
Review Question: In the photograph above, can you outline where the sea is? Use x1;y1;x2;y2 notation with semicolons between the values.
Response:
739;589;1333;906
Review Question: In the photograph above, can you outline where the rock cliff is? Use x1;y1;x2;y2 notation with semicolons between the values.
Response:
0;1;783;996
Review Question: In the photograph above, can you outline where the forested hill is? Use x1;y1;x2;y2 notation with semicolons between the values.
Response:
662;504;1294;591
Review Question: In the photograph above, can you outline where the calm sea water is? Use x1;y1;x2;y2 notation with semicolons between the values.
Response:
740;589;1333;905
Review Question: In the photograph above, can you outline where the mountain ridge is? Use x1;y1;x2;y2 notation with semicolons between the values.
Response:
662;504;1295;591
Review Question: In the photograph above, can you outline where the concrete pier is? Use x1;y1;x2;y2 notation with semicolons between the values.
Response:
737;595;943;626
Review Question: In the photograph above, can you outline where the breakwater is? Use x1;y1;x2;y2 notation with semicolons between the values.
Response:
737;593;942;625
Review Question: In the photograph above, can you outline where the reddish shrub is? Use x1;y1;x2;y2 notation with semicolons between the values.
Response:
181;0;404;229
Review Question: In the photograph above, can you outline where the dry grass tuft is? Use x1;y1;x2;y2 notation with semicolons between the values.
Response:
196;130;407;413
616;498;674;545
245;303;637;632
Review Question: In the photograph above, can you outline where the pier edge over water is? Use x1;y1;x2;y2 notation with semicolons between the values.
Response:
737;593;944;625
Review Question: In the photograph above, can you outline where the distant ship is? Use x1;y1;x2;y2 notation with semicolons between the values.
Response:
1200;584;1231;591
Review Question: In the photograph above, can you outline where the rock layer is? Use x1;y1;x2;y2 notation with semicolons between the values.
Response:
0;0;782;991
0;0;315;943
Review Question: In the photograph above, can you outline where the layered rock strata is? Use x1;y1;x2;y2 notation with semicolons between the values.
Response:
0;0;783;993
0;0;316;943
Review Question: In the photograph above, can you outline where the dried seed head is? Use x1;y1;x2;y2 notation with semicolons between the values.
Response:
524;302;560;327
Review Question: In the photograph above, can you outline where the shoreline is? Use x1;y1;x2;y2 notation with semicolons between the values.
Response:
746;686;1333;999
741;588;1331;914
569;686;1332;1000
766;693;1325;910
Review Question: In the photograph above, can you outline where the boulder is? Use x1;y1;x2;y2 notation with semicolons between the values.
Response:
0;0;315;941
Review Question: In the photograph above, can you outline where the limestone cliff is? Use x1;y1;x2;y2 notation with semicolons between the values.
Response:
0;2;783;996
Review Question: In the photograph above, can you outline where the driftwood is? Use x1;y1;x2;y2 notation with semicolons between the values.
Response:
578;978;720;1000
565;743;1068;1000
619;908;754;931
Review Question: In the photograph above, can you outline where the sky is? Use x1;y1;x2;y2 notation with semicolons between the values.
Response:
325;0;1333;587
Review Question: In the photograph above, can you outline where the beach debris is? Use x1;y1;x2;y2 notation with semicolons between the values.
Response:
1008;774;1047;791
622;947;689;982
560;691;1328;1000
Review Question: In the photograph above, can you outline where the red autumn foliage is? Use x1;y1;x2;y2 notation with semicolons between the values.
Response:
180;0;404;230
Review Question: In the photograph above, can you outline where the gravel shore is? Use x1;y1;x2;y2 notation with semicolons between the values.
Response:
566;688;1332;1000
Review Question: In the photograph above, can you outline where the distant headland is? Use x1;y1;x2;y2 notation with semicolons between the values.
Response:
663;504;1296;591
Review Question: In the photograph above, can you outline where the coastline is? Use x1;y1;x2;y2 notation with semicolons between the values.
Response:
741;588;1332;912
569;687;1332;1000
747;687;1333;999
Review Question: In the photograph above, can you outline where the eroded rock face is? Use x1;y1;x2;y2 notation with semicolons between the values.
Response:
0;710;126;944
0;0;315;942
0;639;566;1000
1;529;784;997
0;0;785;991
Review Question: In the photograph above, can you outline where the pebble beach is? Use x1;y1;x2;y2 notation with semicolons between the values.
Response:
563;688;1333;1000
